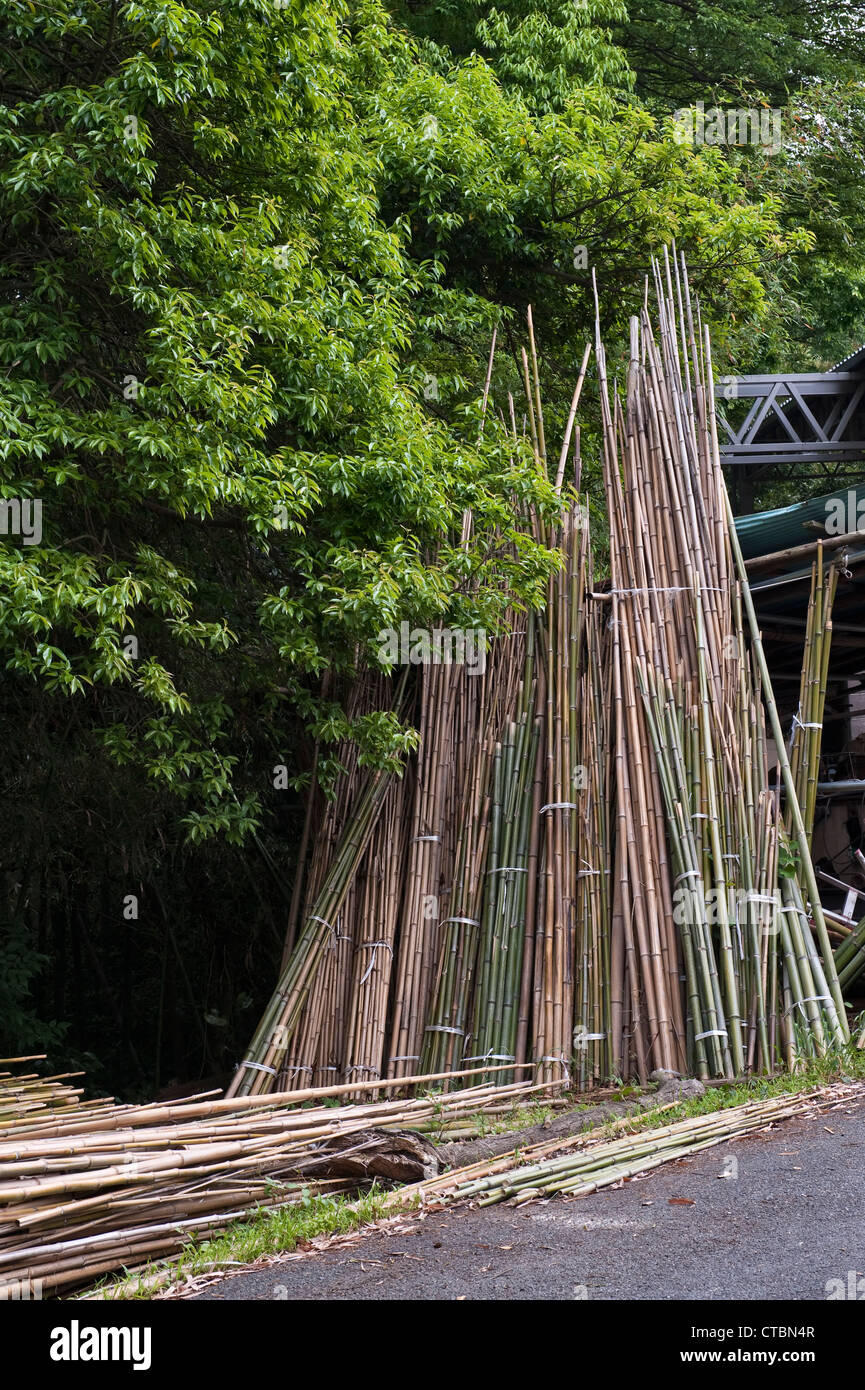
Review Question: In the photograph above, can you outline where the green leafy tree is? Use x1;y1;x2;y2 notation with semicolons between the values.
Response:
0;0;813;1089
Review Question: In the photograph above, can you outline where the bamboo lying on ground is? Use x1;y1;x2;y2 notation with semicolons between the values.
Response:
392;1083;860;1208
0;1061;562;1294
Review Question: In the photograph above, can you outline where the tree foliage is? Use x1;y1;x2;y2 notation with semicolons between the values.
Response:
0;0;850;1090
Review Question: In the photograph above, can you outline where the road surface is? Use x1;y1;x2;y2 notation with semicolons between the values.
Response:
194;1092;865;1301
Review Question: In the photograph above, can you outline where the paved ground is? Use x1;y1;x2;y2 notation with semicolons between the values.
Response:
196;1093;865;1301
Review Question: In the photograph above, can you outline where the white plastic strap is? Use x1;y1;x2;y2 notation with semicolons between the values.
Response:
609;585;723;595
240;1061;277;1075
791;712;822;733
694;1029;728;1041
540;802;579;813
790;994;831;1012
441;916;481;927
537;1053;572;1085
425;1025;465;1036
358;940;393;984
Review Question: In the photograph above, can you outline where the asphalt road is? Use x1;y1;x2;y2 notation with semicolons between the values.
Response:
195;1093;865;1301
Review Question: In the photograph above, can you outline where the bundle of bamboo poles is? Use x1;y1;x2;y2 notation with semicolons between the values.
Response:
834;911;865;992
595;253;847;1078
0;1060;552;1294
231;256;849;1100
231;317;607;1096
387;1082;860;1210
0;1059;126;1131
787;550;837;849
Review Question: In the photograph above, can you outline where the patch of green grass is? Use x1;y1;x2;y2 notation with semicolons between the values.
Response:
87;1186;397;1302
486;1101;558;1135
599;1044;865;1140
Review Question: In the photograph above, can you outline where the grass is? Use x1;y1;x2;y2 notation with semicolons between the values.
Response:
86;1186;398;1301
596;1041;865;1141
85;1039;865;1301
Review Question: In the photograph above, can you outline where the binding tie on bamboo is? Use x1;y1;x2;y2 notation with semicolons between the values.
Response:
540;802;580;813
537;1054;572;1085
608;586;724;596
791;714;822;732
357;942;393;984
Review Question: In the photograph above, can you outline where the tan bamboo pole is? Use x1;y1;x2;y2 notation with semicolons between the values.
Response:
703;330;849;1039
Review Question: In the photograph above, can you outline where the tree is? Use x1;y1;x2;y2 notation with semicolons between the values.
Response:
0;0;806;1089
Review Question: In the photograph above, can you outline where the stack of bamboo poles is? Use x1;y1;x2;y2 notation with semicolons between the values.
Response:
574;599;613;1089
385;1082;860;1210
596;254;847;1078
231;255;849;1100
834;912;865;993
420;624;531;1082
387;658;469;1081
0;1059;126;1131
0;1060;551;1294
231;320;608;1095
787;551;837;850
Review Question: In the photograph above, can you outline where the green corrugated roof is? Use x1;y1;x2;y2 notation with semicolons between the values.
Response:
734;485;865;560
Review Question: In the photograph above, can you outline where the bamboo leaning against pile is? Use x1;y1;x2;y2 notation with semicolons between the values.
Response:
230;256;849;1100
596;253;847;1079
231;321;609;1096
